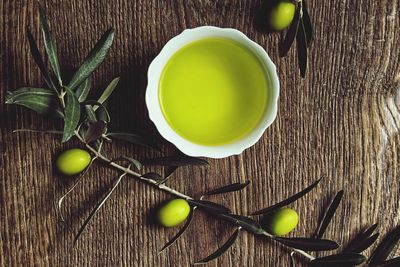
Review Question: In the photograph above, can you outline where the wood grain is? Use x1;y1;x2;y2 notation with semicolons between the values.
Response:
1;0;400;266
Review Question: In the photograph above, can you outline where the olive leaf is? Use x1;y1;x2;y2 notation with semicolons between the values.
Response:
344;224;379;253
108;132;160;151
75;77;92;102
142;156;208;167
309;253;366;267
363;224;379;238
120;156;142;171
274;237;339;251
203;181;250;197
301;0;313;45
347;233;379;254
68;28;115;91
84;105;97;123
165;166;179;179
84;121;107;143
279;4;301;57
160;209;194;252
188;199;231;214
93;77;120;110
156;166;179;185
82;100;111;122
109;156;142;171
219;214;264;235
315;190;344;239
194;227;240;265
74;171;127;244
26;27;57;92
39;5;62;86
369;226;400;265
5;87;63;117
252;178;321;215
62;88;81;142
296;18;308;78
97;100;110;122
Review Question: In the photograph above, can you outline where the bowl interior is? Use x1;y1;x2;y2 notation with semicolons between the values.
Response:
146;26;279;158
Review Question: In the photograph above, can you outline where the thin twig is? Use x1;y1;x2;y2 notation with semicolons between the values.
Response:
13;129;63;134
73;170;128;244
57;156;97;222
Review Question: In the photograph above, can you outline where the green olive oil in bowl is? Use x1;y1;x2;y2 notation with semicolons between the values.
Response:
158;38;269;146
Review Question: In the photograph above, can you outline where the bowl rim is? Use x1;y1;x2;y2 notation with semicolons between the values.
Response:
146;26;280;158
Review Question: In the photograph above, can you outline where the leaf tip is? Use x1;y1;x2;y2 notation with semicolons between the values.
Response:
61;135;71;143
73;236;79;247
38;2;45;16
106;27;116;38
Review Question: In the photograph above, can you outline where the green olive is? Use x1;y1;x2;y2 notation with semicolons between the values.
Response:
157;199;191;227
264;207;299;236
56;148;91;176
268;0;296;31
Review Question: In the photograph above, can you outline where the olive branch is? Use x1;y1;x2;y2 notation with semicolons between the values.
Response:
279;0;313;78
5;6;400;266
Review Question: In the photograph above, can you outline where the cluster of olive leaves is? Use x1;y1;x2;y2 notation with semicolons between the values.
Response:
278;0;312;78
5;6;400;267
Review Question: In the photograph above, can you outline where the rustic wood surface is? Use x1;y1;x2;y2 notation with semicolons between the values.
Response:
1;0;400;266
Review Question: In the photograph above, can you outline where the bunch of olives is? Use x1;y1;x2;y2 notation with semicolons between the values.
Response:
56;149;298;232
56;149;192;227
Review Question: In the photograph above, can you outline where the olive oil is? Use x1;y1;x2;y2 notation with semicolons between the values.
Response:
159;38;268;146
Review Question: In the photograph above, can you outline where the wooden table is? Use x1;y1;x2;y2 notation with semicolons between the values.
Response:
1;0;399;266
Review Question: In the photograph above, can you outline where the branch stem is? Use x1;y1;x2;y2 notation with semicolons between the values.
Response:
73;131;314;261
259;231;315;260
74;131;192;200
59;88;66;109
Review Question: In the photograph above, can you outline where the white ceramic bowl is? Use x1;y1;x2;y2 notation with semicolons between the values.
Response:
146;26;279;158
